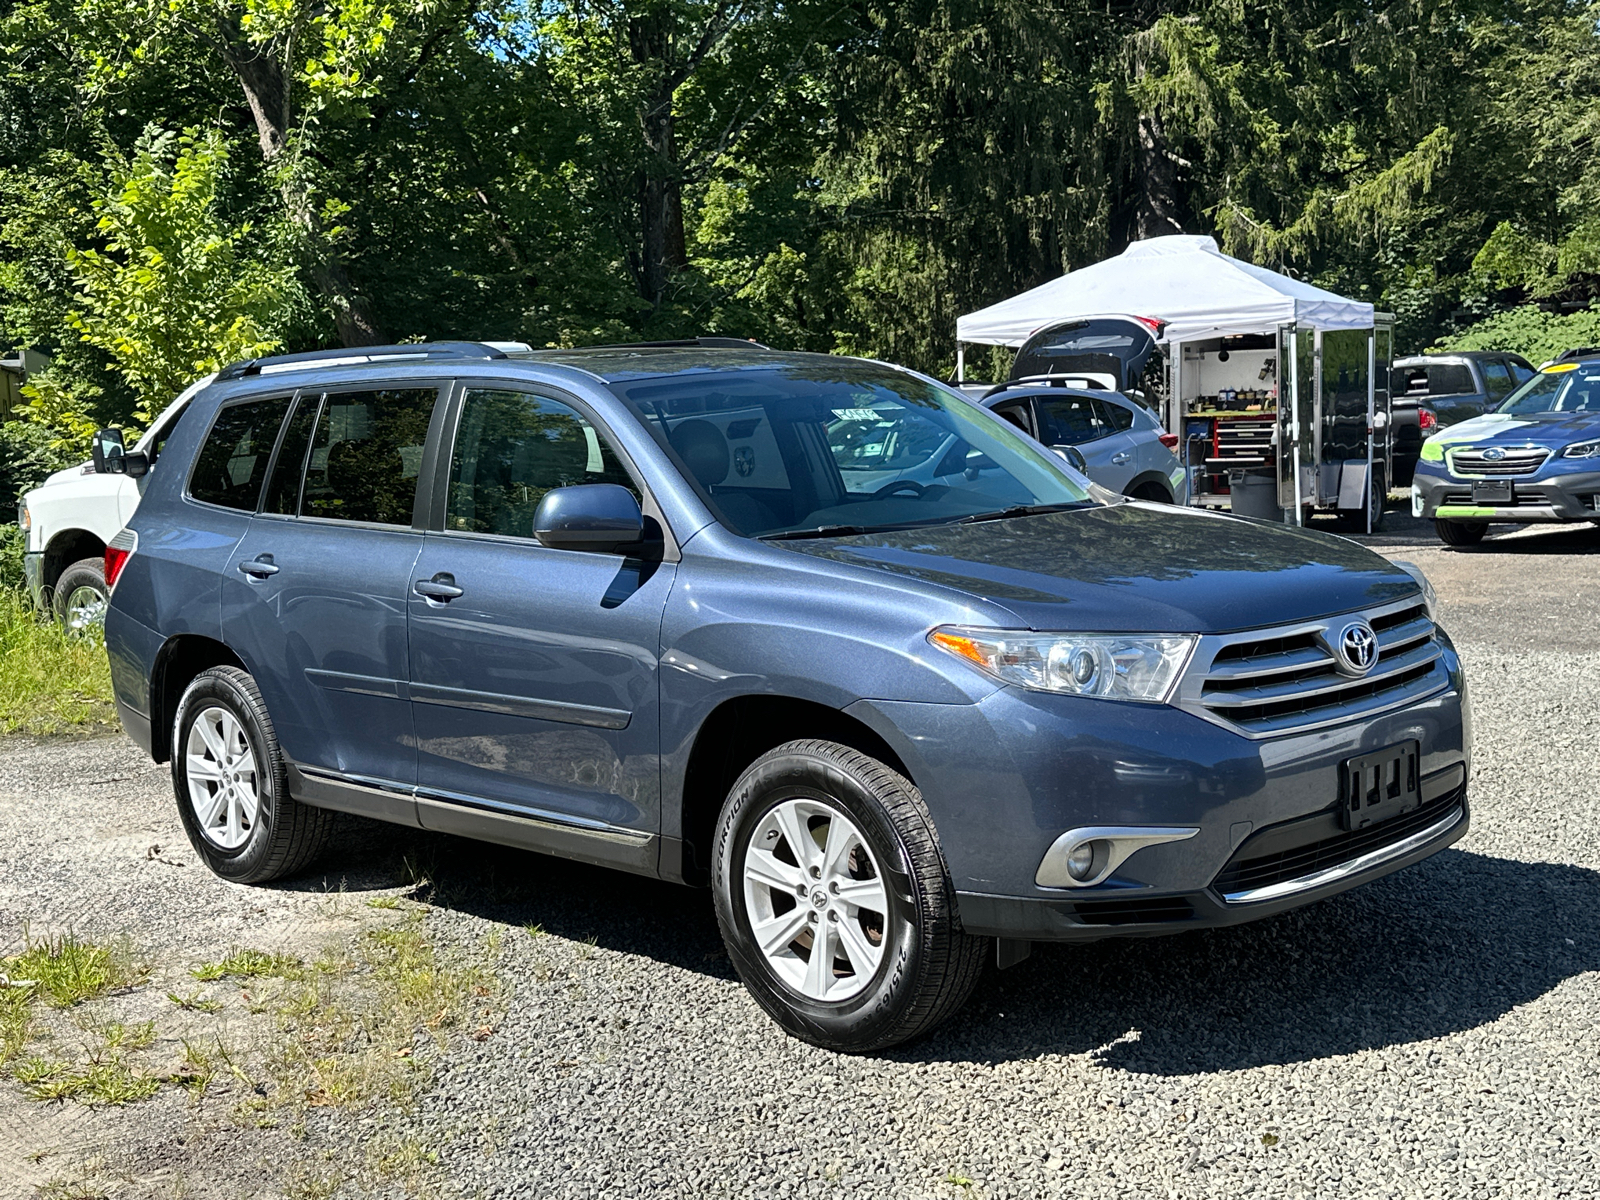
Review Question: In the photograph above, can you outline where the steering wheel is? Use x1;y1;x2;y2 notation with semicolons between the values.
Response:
872;480;926;499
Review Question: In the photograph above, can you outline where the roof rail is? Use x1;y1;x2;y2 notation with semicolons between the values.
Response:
981;374;1111;399
587;337;772;351
1552;346;1600;363
216;341;523;381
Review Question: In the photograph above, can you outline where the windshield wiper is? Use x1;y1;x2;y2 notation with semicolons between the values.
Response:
758;524;878;541
955;502;1090;524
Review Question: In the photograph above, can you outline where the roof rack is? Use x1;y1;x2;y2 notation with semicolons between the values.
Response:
587;337;772;351
981;374;1111;399
1552;346;1600;363
216;341;530;381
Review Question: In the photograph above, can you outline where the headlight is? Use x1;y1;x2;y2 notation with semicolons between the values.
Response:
1562;439;1600;458
1390;559;1437;620
928;627;1195;702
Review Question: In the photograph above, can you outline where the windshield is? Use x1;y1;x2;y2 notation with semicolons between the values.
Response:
1496;363;1600;415
610;362;1093;537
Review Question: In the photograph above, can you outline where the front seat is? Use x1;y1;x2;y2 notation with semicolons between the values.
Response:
668;419;777;535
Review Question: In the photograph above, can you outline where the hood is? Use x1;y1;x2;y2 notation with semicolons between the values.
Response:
1430;410;1600;451
780;503;1418;634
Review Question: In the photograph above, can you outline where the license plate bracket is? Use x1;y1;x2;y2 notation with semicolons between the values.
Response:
1340;741;1421;832
1472;479;1512;504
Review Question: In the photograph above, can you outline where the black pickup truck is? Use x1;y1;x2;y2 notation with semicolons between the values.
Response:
1390;351;1535;485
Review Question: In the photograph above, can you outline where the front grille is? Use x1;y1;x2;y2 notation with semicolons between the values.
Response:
1213;785;1465;897
1177;600;1447;737
1440;489;1547;509
1071;896;1196;925
1447;446;1549;477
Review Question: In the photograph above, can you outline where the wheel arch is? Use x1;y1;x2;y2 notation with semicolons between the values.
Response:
41;528;106;594
149;634;248;763
671;694;913;887
1122;469;1175;501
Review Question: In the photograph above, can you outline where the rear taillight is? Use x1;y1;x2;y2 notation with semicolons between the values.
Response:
105;528;137;591
1158;432;1179;450
1418;408;1438;433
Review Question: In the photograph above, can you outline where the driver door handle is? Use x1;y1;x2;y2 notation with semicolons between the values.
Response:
237;555;280;579
414;573;464;602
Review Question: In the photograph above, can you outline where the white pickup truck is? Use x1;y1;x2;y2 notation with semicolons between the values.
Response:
19;377;210;629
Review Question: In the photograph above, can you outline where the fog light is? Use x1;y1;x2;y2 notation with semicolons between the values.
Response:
1066;841;1099;881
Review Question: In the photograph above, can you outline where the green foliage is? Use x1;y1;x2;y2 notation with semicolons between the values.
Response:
1437;305;1600;367
59;128;289;428
0;589;117;734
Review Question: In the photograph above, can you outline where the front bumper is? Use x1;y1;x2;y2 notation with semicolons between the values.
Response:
848;639;1470;941
23;551;45;611
1413;463;1600;523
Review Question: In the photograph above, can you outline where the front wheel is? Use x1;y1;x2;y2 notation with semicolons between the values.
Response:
52;557;108;633
712;739;986;1053
171;666;333;883
1436;518;1487;546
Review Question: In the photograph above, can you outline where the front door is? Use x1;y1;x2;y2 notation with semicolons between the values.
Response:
222;383;442;787
407;385;675;846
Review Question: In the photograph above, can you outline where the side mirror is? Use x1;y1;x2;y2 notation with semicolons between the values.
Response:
533;484;644;553
92;428;126;474
1053;445;1089;474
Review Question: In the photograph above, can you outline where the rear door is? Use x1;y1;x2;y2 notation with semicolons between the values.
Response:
222;383;443;788
1033;392;1139;491
405;383;673;865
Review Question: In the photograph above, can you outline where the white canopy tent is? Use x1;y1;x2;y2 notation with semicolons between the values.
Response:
955;235;1373;348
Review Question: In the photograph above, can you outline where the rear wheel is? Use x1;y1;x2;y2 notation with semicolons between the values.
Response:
52;557;107;634
1127;482;1173;503
171;666;333;883
712;739;985;1053
1436;518;1488;546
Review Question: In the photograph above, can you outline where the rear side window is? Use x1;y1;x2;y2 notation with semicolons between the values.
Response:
1394;363;1474;397
446;388;636;537
188;395;294;511
262;394;321;516
1096;398;1136;432
300;388;438;525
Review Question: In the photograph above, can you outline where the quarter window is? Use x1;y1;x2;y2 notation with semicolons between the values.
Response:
299;388;438;525
446;389;636;537
188;395;294;511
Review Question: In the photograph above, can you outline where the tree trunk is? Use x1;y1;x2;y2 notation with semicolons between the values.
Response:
220;31;386;347
1134;107;1184;240
630;13;689;310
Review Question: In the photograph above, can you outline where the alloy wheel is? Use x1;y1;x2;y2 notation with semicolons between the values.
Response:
742;797;890;1002
185;705;260;850
63;585;106;633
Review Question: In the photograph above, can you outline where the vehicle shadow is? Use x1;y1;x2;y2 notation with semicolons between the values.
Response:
1444;524;1600;555
295;827;1598;1072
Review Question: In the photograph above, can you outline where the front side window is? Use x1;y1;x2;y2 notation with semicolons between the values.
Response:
1498;365;1600;415
300;388;438;525
1481;360;1513;400
446;389;636;537
612;363;1091;538
188;394;293;511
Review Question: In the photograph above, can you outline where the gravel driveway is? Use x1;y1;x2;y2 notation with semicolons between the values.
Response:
3;515;1598;1199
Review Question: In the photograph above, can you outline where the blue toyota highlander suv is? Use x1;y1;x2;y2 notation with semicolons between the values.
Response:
99;341;1471;1052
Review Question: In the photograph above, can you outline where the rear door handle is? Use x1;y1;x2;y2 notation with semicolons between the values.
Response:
237;555;280;579
1110;451;1132;465
414;574;464;602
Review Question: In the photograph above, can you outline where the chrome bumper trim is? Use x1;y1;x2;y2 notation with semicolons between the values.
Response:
1220;804;1464;905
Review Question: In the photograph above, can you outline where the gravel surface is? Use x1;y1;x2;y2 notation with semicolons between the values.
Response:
3;510;1598;1198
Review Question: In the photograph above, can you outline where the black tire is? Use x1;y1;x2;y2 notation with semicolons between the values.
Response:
1127;482;1173;503
1368;464;1387;532
51;556;108;632
171;666;333;884
1436;518;1488;546
712;739;986;1053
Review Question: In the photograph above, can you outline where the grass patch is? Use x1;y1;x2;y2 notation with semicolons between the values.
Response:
0;588;115;735
191;948;302;982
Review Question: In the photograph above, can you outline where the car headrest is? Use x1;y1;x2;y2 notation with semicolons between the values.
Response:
668;419;730;487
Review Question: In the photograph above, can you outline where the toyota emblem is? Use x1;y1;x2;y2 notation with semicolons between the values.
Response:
1482;446;1507;461
1336;621;1379;676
